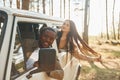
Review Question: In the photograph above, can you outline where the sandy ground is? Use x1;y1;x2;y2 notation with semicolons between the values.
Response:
78;42;120;80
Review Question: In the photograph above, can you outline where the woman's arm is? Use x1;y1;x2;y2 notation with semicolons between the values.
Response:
72;48;101;62
71;39;101;62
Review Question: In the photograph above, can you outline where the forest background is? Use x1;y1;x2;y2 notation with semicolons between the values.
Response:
0;0;120;80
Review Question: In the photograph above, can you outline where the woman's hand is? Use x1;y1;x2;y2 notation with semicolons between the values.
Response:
94;55;102;62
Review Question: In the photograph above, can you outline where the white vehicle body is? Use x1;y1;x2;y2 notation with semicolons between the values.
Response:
0;7;80;80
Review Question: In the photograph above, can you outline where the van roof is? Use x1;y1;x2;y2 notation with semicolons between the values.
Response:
0;7;64;22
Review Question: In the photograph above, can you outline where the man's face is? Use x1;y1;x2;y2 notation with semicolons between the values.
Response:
39;30;56;48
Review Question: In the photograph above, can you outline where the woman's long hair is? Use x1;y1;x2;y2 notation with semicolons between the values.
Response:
64;20;100;57
57;20;101;65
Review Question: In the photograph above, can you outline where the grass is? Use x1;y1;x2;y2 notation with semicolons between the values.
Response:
80;63;120;80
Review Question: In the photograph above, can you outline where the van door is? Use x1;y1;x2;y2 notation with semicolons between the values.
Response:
10;21;57;80
0;10;14;80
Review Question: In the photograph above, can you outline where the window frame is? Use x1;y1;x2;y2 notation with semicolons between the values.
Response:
0;11;8;51
11;21;49;79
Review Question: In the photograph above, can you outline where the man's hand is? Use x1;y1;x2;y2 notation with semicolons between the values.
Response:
33;61;39;67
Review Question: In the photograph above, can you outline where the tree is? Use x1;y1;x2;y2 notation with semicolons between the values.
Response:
106;0;109;40
16;0;20;9
83;0;89;44
51;0;53;16
43;0;45;14
112;0;116;40
22;0;30;10
37;0;40;12
49;0;51;15
10;0;12;8
3;0;5;6
68;0;70;19
64;0;65;18
60;0;62;17
118;13;120;39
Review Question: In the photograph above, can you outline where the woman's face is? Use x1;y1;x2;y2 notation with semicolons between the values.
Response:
61;20;70;33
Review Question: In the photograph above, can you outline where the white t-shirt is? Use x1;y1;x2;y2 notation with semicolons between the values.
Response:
26;48;40;69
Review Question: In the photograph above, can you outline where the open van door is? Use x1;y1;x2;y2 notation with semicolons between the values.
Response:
10;22;58;80
0;7;80;80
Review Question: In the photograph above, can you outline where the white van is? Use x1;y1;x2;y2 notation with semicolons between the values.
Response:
0;7;80;80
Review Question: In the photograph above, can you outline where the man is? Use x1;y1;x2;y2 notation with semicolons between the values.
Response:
26;27;64;80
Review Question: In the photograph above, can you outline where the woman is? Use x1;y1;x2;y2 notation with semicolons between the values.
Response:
56;20;101;79
57;19;101;62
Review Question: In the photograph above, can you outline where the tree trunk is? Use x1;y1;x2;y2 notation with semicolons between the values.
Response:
60;0;62;17
10;0;12;8
22;0;30;10
64;0;65;18
43;0;45;14
49;0;53;16
68;0;70;19
16;0;20;9
83;0;89;44
3;0;5;6
112;0;116;40
49;0;51;15
37;0;39;12
118;13;120;39
51;0;53;16
106;0;109;40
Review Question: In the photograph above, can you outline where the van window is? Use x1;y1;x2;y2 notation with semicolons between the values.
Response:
0;11;8;51
10;22;47;79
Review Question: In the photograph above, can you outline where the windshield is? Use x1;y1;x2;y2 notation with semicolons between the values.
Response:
0;11;8;51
